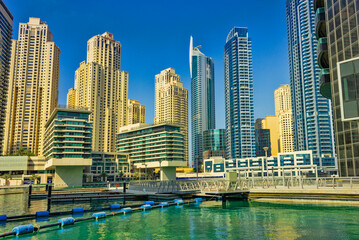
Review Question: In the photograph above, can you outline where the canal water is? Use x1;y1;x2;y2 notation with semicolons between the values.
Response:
1;196;359;239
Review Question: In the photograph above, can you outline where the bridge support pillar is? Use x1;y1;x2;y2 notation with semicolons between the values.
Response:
160;167;176;181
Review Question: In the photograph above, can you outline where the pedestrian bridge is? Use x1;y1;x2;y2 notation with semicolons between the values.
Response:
129;177;359;198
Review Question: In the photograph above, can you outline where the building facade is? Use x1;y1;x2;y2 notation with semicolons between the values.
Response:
262;116;280;156
224;27;255;159
87;152;129;182
274;85;294;153
202;129;226;160
116;123;187;179
255;129;271;157
154;68;188;165
189;36;215;169
3;18;60;156
204;150;336;176
67;88;76;108
43;107;92;187
128;99;145;125
0;0;12;154
315;0;359;176
286;0;335;157
69;33;128;153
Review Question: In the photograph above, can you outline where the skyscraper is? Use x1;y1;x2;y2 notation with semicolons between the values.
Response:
0;0;12;154
189;36;215;169
314;0;359;176
70;32;128;152
286;0;335;157
3;18;60;155
154;68;189;165
67;88;76;108
274;85;294;153
128;99;145;125
224;27;255;159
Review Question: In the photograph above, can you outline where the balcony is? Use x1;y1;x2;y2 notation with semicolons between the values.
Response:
319;68;332;99
315;8;326;39
317;37;329;68
314;0;324;11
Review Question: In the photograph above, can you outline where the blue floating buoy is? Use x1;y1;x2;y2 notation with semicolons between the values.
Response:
36;211;49;218
141;204;152;210
120;208;132;214
174;199;184;204
72;208;84;213
92;212;107;220
159;202;169;207
194;198;203;202
110;204;121;209
58;217;75;227
144;201;155;206
12;224;34;235
0;215;7;221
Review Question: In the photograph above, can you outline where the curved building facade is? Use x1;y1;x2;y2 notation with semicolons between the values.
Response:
189;36;215;168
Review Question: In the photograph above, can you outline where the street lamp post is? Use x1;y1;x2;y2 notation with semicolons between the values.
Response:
195;155;199;180
263;147;269;180
263;147;269;158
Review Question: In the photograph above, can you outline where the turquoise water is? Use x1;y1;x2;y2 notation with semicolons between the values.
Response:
1;200;359;239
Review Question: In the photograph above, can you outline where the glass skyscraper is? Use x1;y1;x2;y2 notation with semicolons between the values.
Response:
190;36;215;168
286;0;335;157
224;27;255;159
203;129;226;159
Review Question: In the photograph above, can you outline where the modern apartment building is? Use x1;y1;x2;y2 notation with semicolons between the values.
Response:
315;0;359;176
69;32;128;153
224;27;255;159
3;18;60;156
202;129;226;160
275;85;294;153
0;0;13;154
128;99;145;125
43;107;92;187
154;68;188;165
189;36;215;169
116;123;187;180
286;0;335;157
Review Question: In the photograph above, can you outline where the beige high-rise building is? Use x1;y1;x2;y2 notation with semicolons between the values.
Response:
69;32;128;152
67;88;76;108
154;68;188;165
274;85;294;153
128;99;145;125
3;18;60;156
262;116;280;156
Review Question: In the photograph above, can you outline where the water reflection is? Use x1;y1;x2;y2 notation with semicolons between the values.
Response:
1;198;359;239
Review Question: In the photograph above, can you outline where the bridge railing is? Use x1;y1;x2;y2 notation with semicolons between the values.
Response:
237;177;359;190
128;177;359;193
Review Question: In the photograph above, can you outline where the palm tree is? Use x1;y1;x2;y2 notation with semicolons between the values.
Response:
100;172;108;182
14;148;35;156
30;174;39;184
1;173;11;186
118;171;124;181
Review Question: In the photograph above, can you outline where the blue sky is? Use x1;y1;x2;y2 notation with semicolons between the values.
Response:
5;0;289;129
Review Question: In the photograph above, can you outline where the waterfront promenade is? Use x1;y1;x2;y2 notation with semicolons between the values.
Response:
128;177;359;202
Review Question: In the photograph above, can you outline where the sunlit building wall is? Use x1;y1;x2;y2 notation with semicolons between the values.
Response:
3;18;60;156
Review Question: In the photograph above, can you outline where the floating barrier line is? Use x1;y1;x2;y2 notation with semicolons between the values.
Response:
0;199;204;238
3;203;153;222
